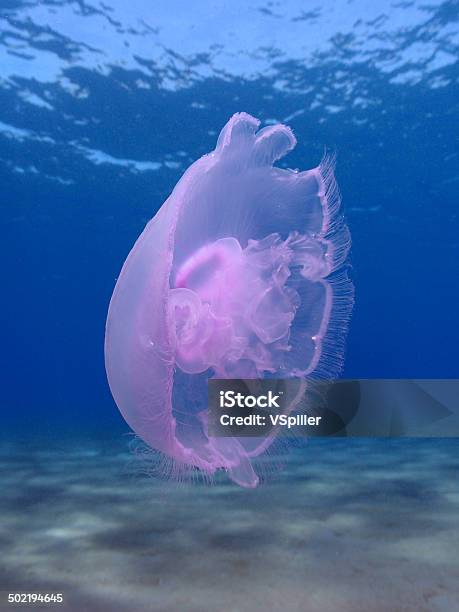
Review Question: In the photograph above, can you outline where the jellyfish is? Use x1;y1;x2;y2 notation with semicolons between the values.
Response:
104;112;353;488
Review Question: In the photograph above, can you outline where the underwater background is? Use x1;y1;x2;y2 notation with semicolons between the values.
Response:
1;0;459;610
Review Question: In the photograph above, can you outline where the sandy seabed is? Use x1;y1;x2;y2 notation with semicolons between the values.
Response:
1;436;458;612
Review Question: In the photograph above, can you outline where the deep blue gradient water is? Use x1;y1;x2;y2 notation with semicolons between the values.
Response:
2;2;458;428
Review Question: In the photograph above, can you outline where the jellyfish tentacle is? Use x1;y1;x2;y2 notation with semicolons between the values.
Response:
197;411;259;488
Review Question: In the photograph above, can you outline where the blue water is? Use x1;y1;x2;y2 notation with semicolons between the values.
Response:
2;0;458;434
1;2;459;609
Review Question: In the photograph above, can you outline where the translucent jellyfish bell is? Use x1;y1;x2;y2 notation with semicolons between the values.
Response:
105;112;353;488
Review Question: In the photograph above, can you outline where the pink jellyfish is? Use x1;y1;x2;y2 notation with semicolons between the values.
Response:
104;112;353;488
